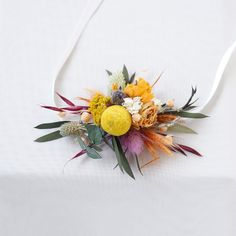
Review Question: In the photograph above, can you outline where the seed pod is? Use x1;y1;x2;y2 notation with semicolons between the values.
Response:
81;112;91;123
60;121;82;136
166;99;174;108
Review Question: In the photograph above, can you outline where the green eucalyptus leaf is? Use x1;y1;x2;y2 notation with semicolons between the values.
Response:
77;136;86;149
77;135;102;159
86;146;102;159
90;144;103;152
168;123;197;134
34;121;70;129
122;65;129;83
85;125;103;145
34;130;63;142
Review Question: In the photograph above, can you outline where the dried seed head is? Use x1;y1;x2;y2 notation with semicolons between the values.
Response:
60;121;82;136
111;90;126;105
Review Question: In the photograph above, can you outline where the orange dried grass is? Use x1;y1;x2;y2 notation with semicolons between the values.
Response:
142;129;173;155
76;97;91;103
141;140;159;169
141;128;174;168
157;114;177;123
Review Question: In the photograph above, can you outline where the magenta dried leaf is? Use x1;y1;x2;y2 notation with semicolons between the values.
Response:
62;106;88;111
56;92;75;106
41;105;64;112
71;149;87;160
173;145;187;156
178;144;202;157
63;149;87;170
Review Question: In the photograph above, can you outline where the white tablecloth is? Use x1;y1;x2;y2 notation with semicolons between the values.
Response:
1;0;236;235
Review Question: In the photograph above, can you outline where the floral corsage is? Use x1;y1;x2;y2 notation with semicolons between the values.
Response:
35;66;207;179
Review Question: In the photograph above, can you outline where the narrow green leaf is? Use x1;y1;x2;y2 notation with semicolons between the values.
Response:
106;70;112;76
188;98;199;107
168;123;197;134
77;136;86;149
112;136;124;173
182;86;197;110
129;72;136;84
177;111;208;119
85;124;103;145
122;65;129;84
113;163;119;169
34;121;70;129
183;105;197;111
135;154;143;175
115;137;135;179
86;146;102;159
102;135;114;150
34;130;63;142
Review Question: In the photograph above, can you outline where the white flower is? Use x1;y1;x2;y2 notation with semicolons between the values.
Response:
152;98;162;108
122;97;143;114
108;71;126;94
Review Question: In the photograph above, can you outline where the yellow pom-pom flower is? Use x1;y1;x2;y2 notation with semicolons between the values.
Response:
101;105;131;136
88;94;111;125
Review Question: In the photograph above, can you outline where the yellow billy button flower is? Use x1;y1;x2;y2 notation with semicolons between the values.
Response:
101;105;132;136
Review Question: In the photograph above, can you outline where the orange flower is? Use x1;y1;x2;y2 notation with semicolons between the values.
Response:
111;83;118;91
124;78;154;103
132;102;158;128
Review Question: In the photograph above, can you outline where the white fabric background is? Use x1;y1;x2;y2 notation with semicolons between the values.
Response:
0;0;236;235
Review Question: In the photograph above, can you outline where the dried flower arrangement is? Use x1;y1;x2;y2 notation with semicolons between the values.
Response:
34;66;207;179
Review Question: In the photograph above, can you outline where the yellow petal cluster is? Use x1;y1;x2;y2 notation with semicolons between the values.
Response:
124;78;154;103
88;94;110;125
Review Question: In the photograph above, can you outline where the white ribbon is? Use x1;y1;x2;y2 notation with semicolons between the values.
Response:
52;0;236;112
197;40;236;112
52;0;104;106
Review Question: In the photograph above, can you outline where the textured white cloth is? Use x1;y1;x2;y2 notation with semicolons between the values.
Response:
1;0;236;235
